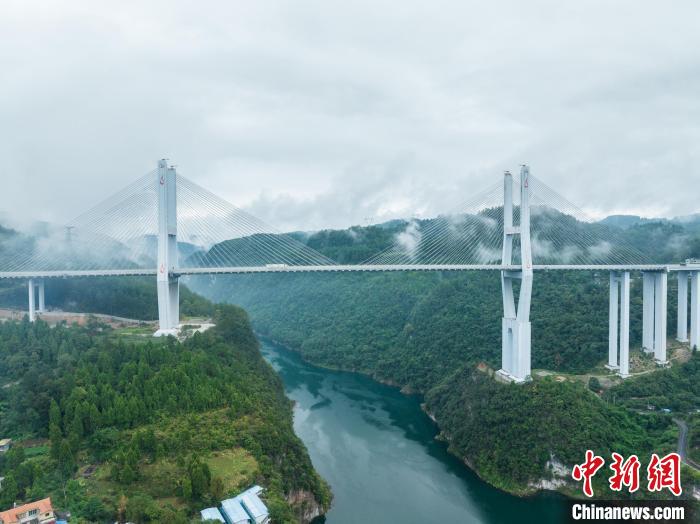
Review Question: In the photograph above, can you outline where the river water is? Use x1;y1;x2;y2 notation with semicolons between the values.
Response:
261;340;568;524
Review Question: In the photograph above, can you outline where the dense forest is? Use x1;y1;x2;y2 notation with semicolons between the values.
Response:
187;217;700;495
2;215;698;500
195;270;681;379
0;277;212;321
606;352;700;413
0;306;330;522
427;367;680;496
606;352;700;467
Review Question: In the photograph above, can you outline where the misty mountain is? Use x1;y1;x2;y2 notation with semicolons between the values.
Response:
600;213;700;232
598;215;654;229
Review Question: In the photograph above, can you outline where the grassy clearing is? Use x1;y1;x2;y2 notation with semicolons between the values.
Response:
82;448;258;513
206;448;259;497
23;445;49;457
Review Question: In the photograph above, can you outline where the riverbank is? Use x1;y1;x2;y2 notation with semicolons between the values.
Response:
255;331;686;501
258;333;565;496
260;338;569;523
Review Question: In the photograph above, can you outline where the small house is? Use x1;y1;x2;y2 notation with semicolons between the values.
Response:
200;507;225;522
0;440;12;453
220;498;250;524
204;485;270;524
0;497;56;524
239;492;270;524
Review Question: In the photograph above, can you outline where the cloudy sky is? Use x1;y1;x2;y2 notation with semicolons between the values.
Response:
1;0;699;232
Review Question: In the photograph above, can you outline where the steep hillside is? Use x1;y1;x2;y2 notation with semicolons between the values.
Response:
0;306;331;522
0;277;212;321
187;216;700;496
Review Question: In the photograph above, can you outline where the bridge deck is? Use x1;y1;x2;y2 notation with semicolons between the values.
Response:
0;264;695;279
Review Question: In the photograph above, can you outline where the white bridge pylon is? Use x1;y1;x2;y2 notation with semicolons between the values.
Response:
492;167;700;382
14;160;700;381
155;159;180;336
496;167;533;383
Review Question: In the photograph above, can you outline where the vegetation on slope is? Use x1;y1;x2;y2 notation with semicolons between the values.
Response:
608;352;700;469
197;270;679;378
0;277;212;320
606;351;700;413
0;306;330;522
426;368;678;496
187;218;700;495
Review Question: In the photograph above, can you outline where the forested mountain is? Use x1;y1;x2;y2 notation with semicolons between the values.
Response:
187;216;700;496
0;276;212;321
2;214;699;499
0;307;330;522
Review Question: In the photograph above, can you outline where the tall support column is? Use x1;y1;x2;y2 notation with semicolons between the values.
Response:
619;272;630;377
690;271;700;351
607;272;630;377
677;273;689;342
517;166;533;383
607;273;619;370
500;171;515;377
155;159;180;336
38;280;46;313
27;279;36;322
654;272;668;364
642;272;655;352
497;165;533;383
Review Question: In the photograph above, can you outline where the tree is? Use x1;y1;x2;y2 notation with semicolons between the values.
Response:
82;497;109;521
5;447;25;471
126;494;162;523
211;476;225;501
58;439;75;476
181;476;192;501
49;399;62;460
0;474;18;508
187;456;211;501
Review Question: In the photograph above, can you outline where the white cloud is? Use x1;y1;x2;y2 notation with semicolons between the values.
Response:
395;220;422;260
1;0;699;231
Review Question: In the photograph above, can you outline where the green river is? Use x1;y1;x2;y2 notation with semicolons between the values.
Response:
261;340;569;524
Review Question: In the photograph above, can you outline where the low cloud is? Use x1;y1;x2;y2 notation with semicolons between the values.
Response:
1;1;699;231
395;220;422;260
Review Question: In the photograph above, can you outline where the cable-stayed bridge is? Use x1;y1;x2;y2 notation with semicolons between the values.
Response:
1;160;698;383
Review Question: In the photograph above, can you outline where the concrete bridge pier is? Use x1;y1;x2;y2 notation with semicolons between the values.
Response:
154;159;180;337
607;271;630;377
653;272;668;364
38;279;45;313
690;271;700;351
642;272;655;352
27;279;35;322
27;278;46;322
677;272;689;342
641;271;668;363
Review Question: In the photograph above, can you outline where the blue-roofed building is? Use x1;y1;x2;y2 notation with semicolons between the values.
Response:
248;485;263;496
239;491;270;524
200;507;226;522
220;497;251;524
201;485;270;524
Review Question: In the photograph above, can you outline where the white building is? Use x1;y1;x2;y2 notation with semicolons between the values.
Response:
239;492;270;524
215;486;270;524
220;497;251;524
200;507;225;522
